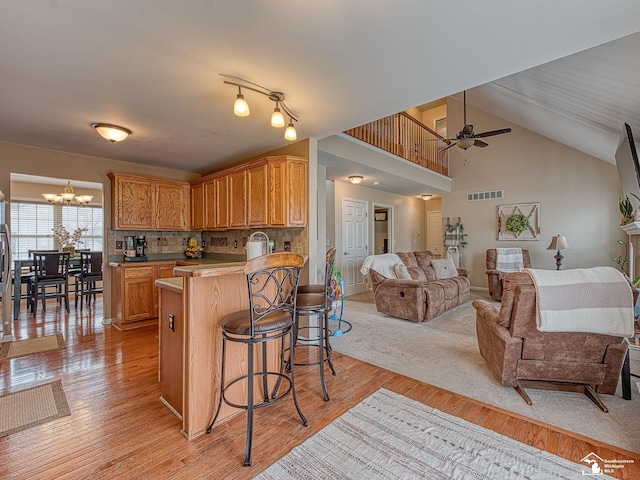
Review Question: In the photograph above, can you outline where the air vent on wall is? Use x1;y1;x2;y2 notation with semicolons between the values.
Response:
466;190;504;202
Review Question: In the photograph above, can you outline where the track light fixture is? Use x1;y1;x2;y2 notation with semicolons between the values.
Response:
222;74;298;141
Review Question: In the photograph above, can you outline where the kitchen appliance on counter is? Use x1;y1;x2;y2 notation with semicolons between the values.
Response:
246;231;272;260
1;189;13;342
124;235;148;262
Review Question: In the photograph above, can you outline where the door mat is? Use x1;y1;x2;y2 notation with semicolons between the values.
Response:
0;379;71;437
0;334;66;360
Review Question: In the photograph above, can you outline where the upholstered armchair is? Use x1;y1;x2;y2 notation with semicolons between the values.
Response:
485;248;531;301
472;271;630;411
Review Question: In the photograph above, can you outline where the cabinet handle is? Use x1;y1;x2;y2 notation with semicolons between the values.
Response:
168;313;174;332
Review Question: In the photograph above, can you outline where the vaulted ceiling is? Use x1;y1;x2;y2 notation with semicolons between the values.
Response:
1;2;639;176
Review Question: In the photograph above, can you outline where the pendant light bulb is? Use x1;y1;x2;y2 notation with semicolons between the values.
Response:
284;121;297;141
234;88;250;117
271;104;285;128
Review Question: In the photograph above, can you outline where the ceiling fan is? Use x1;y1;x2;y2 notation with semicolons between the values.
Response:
432;91;511;151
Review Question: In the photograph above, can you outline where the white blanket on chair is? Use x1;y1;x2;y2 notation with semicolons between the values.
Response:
360;253;402;279
525;267;634;337
496;247;524;272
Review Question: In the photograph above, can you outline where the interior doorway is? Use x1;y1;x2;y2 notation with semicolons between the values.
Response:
373;204;393;254
341;197;368;296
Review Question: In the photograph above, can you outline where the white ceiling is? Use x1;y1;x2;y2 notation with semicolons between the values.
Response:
1;2;640;180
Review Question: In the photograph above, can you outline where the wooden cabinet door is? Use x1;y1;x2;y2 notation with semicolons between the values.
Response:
247;163;268;227
190;183;205;231
111;175;155;230
159;289;184;415
204;180;216;230
156;181;189;230
228;170;247;228
123;267;155;322
268;159;287;227
214;176;229;229
287;160;308;226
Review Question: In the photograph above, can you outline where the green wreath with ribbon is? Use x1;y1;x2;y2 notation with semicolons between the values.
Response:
506;213;529;234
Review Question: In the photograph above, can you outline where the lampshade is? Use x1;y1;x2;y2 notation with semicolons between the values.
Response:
349;175;363;185
457;138;475;150
234;90;250;117
547;234;570;250
271;105;285;128
284;121;297;141
91;123;132;143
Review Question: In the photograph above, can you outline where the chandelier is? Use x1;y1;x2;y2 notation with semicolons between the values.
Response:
221;74;298;141
42;181;93;206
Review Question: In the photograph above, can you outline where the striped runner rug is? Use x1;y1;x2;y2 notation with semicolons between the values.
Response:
256;389;615;479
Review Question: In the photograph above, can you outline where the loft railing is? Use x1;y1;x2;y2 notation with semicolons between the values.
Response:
344;111;449;176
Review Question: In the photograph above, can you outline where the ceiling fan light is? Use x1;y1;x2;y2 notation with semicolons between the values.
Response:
234;92;250;117
271;106;285;128
91;123;131;143
284;121;297;141
457;138;475;150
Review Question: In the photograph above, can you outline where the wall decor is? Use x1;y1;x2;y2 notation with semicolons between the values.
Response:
497;203;540;240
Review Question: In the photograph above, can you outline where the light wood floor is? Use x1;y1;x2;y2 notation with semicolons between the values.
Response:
1;298;639;479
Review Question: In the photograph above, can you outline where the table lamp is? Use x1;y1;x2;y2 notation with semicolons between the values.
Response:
547;234;570;270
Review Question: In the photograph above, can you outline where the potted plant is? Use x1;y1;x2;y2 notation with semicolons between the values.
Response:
618;193;640;225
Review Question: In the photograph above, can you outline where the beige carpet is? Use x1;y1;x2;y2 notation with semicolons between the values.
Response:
0;334;66;360
257;388;613;479
0;380;71;437
331;292;640;453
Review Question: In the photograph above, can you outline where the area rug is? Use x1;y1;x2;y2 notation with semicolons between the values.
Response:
330;293;640;453
0;379;71;437
0;334;66;360
257;388;609;479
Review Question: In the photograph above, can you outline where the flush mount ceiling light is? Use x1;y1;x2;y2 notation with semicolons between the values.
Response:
422;194;432;201
349;175;363;185
221;74;299;141
42;181;93;206
91;123;132;143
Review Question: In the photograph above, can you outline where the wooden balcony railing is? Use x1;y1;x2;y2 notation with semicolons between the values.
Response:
344;112;449;176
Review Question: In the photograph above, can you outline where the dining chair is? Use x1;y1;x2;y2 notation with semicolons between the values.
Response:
206;252;307;467
73;251;103;310
30;251;70;315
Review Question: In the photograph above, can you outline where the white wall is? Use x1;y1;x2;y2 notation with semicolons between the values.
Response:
442;98;623;288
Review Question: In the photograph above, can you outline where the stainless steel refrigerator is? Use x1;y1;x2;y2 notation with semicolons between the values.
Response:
0;189;13;342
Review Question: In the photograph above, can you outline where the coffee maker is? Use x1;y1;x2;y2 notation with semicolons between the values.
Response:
124;235;148;262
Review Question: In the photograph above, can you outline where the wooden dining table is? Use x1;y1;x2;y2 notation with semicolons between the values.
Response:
13;257;82;319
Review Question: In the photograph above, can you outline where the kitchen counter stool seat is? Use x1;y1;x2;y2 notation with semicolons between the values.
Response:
206;252;307;467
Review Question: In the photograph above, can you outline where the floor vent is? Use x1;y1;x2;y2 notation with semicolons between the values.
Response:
466;190;504;201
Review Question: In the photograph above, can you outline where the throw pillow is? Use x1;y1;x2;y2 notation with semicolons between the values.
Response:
393;263;412;280
431;258;458;280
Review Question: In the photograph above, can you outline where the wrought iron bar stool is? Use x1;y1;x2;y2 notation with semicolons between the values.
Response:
289;247;337;401
206;252;307;467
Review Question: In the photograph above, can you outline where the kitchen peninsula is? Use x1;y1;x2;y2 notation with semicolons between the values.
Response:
156;260;284;439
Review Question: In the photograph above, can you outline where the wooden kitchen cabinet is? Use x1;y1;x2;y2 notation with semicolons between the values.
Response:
190;182;205;231
247;162;268;227
158;285;184;417
267;156;308;227
228;169;247;228
204;180;216;229
109;172;190;231
110;262;177;325
213;175;229;229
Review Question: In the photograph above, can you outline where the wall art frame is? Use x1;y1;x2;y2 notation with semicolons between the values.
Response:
497;202;541;240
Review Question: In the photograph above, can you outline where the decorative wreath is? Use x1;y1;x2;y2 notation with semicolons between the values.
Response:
506;213;529;234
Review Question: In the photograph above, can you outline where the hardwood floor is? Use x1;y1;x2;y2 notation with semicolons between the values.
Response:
1;297;639;479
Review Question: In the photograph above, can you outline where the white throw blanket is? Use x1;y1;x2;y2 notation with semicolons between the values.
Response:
495;247;524;272
360;253;402;279
525;267;634;337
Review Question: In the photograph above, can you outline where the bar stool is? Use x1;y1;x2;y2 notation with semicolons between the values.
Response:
206;252;307;467
290;247;337;401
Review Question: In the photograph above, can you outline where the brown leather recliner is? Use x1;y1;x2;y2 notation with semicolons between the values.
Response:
485;248;532;301
472;271;629;411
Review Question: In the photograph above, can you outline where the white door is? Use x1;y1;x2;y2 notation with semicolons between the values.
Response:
342;198;368;296
428;210;443;257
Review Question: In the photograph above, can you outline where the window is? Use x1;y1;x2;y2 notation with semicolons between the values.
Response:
11;202;103;259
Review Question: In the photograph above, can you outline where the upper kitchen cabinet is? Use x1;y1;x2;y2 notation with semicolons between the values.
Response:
268;156;308;227
109;172;190;231
247;162;268;227
190;182;205;231
228;169;247;228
